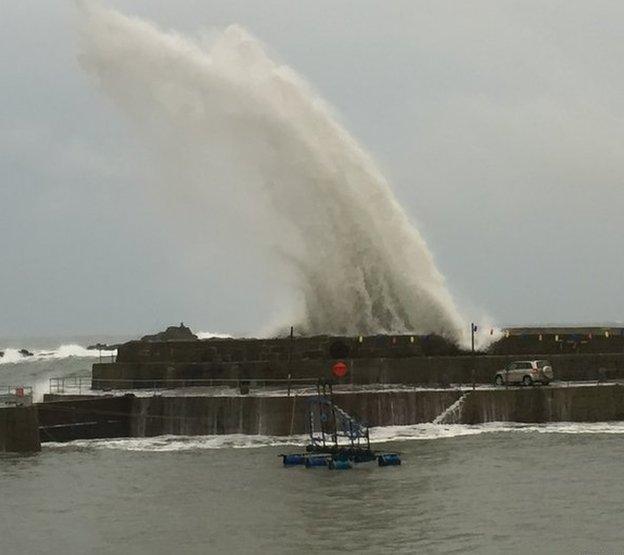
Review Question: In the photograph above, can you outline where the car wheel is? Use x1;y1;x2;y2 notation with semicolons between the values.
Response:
495;375;504;386
522;375;533;387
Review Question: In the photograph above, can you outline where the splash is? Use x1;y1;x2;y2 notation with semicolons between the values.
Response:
78;4;470;343
196;331;234;340
433;393;469;424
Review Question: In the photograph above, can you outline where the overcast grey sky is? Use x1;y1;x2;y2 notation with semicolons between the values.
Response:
1;1;623;337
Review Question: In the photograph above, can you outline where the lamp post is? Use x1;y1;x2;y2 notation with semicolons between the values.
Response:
471;323;477;390
287;326;294;397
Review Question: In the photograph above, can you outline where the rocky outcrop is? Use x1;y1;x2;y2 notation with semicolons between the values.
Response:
140;323;198;342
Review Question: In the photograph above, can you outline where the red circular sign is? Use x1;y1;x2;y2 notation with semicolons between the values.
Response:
332;361;348;378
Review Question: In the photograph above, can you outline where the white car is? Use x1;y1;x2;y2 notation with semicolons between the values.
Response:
494;360;553;386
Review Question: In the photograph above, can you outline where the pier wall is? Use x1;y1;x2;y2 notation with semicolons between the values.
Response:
129;390;462;436
459;385;624;424
94;330;624;390
93;352;624;389
0;406;41;453
35;385;624;442
116;331;624;364
117;328;624;363
128;385;624;435
37;396;133;443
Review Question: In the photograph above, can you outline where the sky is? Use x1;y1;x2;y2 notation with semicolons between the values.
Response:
1;0;623;337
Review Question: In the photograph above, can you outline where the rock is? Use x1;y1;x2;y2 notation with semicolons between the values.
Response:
140;323;198;342
18;349;34;357
0;351;4;358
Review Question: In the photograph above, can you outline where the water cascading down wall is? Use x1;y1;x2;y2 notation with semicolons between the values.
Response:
32;385;624;443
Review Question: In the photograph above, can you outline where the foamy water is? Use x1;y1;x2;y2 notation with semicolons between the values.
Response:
0;330;229;365
8;422;624;553
77;4;482;345
0;344;116;365
44;421;624;452
195;331;234;340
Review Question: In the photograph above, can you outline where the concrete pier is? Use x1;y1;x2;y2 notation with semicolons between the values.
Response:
37;396;133;443
93;352;624;389
128;385;624;435
0;406;41;453
128;389;462;436
93;330;624;389
15;330;624;447
34;384;624;442
459;385;624;424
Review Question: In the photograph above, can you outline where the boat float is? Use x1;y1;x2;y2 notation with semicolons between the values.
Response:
280;380;401;469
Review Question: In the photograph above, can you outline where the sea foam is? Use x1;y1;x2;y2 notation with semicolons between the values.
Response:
0;344;115;365
43;421;624;452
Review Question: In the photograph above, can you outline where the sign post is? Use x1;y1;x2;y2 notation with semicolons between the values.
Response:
471;323;477;390
332;361;348;379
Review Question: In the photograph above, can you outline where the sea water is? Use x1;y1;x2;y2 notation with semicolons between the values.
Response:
2;427;624;553
2;343;623;553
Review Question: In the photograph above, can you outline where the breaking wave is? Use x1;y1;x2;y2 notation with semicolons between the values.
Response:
78;4;473;344
196;331;234;340
0;344;116;365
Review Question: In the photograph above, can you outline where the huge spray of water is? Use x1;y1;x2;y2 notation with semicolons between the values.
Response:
78;5;468;343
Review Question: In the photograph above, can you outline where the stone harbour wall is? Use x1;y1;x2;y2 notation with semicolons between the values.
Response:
32;384;624;442
0;406;41;453
93;352;624;390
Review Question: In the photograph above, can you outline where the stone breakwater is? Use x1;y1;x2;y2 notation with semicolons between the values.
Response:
32;384;624;442
4;329;624;452
0;406;40;452
5;384;624;452
93;331;624;389
127;385;624;433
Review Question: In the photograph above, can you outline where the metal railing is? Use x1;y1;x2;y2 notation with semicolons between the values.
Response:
49;376;320;396
50;378;484;396
49;377;92;395
94;352;116;363
47;375;624;398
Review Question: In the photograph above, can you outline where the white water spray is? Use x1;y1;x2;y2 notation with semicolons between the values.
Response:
433;393;469;425
78;4;469;343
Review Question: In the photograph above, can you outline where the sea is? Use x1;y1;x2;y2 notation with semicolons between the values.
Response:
0;334;127;402
2;336;624;553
